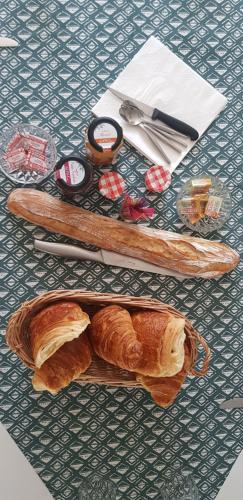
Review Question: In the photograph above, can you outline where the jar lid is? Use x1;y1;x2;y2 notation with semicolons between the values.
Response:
145;165;171;192
54;156;92;191
99;171;125;200
87;117;123;152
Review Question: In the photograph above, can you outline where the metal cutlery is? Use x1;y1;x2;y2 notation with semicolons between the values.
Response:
220;398;243;409
0;37;18;47
146;121;188;146
142;123;186;153
120;104;171;164
109;87;199;140
119;100;189;161
34;239;188;279
120;100;187;138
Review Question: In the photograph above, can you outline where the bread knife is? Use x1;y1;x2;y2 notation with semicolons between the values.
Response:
109;87;199;141
34;239;188;279
220;398;243;410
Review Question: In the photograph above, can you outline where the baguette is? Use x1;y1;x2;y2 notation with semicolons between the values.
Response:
7;188;239;278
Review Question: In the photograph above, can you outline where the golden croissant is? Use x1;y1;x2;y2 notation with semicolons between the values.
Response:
131;310;186;377
32;332;92;394
89;305;143;371
29;301;90;368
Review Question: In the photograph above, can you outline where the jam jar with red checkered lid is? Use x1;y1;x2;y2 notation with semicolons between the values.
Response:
54;156;93;197
85;117;123;166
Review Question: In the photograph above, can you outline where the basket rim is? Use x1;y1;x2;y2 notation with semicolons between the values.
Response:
6;289;211;379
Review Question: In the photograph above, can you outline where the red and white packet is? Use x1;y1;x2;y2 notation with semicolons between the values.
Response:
5;147;26;171
26;148;48;173
24;134;47;154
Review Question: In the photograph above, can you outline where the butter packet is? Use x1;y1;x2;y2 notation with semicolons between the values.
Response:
178;197;203;224
205;195;223;218
191;177;212;194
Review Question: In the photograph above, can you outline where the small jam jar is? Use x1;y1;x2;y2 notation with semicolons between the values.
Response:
54;156;93;196
85;117;123;166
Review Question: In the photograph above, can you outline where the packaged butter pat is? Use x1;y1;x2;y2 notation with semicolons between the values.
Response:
205;195;223;218
178;197;203;224
191;177;212;194
193;193;209;211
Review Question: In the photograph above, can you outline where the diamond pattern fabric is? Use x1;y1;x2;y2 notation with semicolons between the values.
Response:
0;1;242;499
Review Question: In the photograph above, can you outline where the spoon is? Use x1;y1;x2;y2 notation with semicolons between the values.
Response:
122;100;188;140
120;102;187;155
120;105;171;164
143;123;184;153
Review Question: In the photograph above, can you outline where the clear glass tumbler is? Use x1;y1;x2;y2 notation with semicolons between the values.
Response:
159;474;199;500
78;474;117;500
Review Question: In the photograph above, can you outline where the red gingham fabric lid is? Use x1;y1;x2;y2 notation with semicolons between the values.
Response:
145;165;171;192
99;171;125;200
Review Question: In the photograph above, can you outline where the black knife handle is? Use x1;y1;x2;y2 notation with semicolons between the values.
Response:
152;108;199;141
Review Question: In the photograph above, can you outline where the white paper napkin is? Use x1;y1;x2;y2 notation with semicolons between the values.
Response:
92;36;227;172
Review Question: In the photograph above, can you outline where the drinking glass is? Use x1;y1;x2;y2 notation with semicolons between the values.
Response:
78;474;117;500
159;474;199;500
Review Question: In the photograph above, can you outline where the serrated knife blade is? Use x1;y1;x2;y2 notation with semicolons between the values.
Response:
34;239;188;279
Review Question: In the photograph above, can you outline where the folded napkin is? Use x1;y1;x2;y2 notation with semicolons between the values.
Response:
93;36;227;172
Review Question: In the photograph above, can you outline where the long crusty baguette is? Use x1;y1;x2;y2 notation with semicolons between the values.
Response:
7;188;239;278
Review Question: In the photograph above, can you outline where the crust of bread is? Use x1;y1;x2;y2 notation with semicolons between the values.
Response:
7;189;240;278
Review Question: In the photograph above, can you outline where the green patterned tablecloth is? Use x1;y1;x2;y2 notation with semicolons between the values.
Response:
0;1;242;499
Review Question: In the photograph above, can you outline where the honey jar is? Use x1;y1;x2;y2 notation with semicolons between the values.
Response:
85;117;123;166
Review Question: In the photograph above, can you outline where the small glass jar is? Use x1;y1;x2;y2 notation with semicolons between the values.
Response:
85;117;123;166
54;156;92;197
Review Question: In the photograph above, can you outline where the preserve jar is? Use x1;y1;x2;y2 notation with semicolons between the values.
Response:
54;156;93;196
85;117;123;166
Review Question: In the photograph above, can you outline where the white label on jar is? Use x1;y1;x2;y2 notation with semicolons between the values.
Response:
58;161;85;186
94;123;117;150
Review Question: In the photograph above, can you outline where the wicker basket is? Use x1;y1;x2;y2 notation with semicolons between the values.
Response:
6;290;210;387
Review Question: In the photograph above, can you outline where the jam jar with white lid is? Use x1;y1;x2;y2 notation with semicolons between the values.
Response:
54;156;93;196
85;117;123;166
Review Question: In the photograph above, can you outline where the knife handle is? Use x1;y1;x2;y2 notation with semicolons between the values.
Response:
34;240;103;263
152;108;199;141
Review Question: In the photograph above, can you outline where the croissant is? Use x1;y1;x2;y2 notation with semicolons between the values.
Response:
89;305;143;371
32;332;92;394
29;301;90;368
137;342;191;407
131;311;186;377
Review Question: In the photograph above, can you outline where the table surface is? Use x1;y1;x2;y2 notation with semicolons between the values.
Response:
0;1;242;499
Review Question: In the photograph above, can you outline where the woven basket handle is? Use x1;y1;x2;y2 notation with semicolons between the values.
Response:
189;331;211;377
